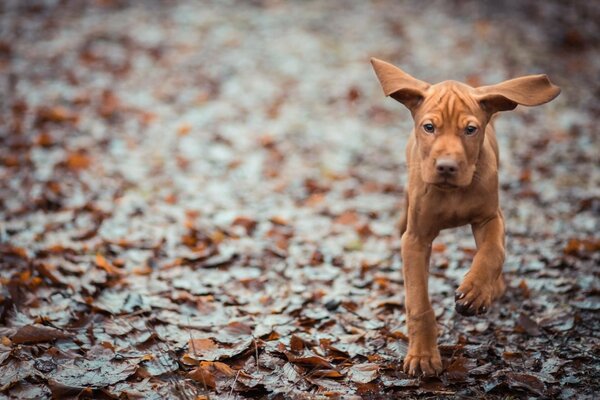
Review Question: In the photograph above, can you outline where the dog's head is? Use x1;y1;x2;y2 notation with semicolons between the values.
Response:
371;58;560;189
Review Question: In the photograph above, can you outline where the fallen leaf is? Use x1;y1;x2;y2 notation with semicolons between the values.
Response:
12;324;71;344
516;313;541;336
485;370;546;396
445;357;476;381
348;363;379;384
335;211;360;225
0;359;39;391
95;254;123;276
66;151;91;170
187;337;253;361
47;358;137;392
290;335;305;354
36;106;78;124
284;351;334;369
232;216;258;235
571;298;600;310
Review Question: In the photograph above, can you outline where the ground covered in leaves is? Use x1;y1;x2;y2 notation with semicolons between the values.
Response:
1;1;599;399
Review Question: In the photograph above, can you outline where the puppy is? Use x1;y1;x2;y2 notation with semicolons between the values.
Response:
370;58;560;376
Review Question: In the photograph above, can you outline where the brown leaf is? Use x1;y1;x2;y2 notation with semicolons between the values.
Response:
538;313;574;332
35;132;54;147
98;90;120;119
432;243;446;253
311;369;345;379
36;106;78;125
507;372;546;395
187;337;253;361
289;335;305;354
66;151;91;170
356;223;373;237
309;250;324;265
269;216;288;225
177;123;192;136
519;168;532;183
0;245;28;259
232;216;258;235
188;361;238;391
212;361;236;377
445;357;476;381
305;193;325;207
95;254;123;276
284;351;334;369
12;324;71;344
518;279;531;298
34;263;69;286
189;338;217;356
218;321;253;344
347;86;361;103
335;211;360;225
564;238;600;255
516;313;541;336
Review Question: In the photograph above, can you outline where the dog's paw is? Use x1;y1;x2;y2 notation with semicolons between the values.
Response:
403;351;443;377
455;275;505;316
454;292;485;316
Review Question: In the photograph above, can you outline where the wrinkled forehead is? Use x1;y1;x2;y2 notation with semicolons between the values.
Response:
418;81;482;123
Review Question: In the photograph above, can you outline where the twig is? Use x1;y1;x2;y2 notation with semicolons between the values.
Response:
228;369;241;399
253;337;260;371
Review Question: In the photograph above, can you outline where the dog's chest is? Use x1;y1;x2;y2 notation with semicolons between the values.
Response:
426;190;488;229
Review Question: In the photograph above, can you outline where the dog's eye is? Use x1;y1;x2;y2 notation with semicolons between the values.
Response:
423;123;435;134
465;125;478;136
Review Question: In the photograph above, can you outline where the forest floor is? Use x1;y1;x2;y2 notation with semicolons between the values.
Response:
0;1;599;399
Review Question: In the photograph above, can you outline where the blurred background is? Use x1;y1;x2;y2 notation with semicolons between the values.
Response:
0;0;598;398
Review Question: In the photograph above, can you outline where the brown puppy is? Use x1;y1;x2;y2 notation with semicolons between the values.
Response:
370;58;560;376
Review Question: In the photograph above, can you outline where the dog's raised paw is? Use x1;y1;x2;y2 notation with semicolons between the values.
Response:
455;274;505;316
454;286;490;316
454;296;485;316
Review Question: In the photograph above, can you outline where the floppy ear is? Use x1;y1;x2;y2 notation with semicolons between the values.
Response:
475;74;561;114
370;58;430;111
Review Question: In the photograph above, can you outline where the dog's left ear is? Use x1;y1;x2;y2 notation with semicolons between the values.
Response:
370;58;430;112
475;75;561;114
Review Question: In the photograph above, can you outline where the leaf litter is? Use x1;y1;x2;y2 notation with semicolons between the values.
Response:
0;0;599;398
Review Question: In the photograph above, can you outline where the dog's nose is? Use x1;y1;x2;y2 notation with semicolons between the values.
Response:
436;158;458;176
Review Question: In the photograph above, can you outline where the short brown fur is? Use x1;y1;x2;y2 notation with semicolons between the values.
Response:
371;58;560;376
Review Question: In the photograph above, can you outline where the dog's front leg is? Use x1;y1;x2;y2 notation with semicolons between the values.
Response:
401;232;443;376
455;212;506;315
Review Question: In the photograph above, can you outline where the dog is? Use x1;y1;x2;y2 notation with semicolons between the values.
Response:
370;58;560;376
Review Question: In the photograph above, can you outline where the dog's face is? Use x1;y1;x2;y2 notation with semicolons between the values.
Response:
371;58;561;189
412;81;488;188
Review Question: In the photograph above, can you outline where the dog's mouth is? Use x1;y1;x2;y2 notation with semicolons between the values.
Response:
432;181;459;190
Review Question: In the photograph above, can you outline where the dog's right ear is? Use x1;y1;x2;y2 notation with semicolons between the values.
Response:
370;58;430;112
